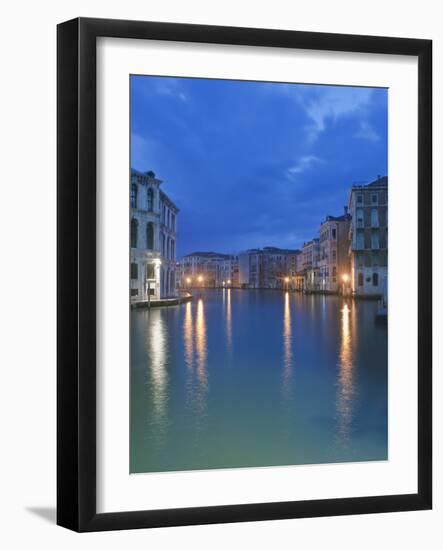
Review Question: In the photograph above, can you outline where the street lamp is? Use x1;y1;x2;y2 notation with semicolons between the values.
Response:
185;277;192;289
284;276;290;291
227;279;231;287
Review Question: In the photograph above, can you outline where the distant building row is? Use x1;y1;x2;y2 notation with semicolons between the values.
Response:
177;252;239;288
176;176;388;299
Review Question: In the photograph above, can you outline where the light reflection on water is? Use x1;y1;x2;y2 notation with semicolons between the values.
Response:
282;292;293;398
226;289;232;352
131;289;387;473
336;302;356;446
145;310;169;445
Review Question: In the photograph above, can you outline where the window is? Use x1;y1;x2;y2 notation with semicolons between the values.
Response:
130;262;138;279
371;208;379;227
171;213;175;230
373;273;379;286
130;289;138;297
130;183;137;208
147;188;154;211
146;263;155;279
371;230;380;249
358;273;364;286
356;208;364;228
356;194;363;204
372;193;378;204
332;228;337;239
146;222;154;250
130;218;138;248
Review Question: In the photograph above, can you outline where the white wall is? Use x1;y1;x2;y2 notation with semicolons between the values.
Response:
0;0;441;548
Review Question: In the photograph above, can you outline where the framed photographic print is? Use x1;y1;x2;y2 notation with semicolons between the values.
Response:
57;17;432;531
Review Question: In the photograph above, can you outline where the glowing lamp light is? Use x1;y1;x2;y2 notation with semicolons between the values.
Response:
227;279;231;285
197;275;203;283
186;277;192;284
284;277;290;283
342;274;349;283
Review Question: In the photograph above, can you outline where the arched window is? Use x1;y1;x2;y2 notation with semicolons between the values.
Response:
130;183;137;208
146;222;154;250
358;272;364;287
372;272;379;287
166;237;170;259
130;218;138;248
147;188;154;211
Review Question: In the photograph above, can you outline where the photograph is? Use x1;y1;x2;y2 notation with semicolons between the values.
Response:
129;75;389;474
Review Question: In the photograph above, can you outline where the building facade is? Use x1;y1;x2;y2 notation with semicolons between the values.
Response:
177;252;239;288
298;239;320;291
238;247;299;289
130;169;179;303
317;208;351;292
348;176;388;298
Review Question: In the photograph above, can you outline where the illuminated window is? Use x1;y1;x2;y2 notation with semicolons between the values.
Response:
358;273;364;286
146;263;155;279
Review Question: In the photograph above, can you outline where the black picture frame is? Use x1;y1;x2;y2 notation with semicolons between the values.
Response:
57;17;432;532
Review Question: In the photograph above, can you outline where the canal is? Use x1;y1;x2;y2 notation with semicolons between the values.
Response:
130;289;388;473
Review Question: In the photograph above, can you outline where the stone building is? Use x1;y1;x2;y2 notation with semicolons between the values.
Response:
317;208;351;293
299;239;320;291
177;252;239;288
238;247;299;289
348;176;388;298
130;169;179;303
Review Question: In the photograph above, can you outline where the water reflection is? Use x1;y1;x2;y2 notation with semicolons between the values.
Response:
226;289;232;351
146;310;169;443
183;301;194;369
131;290;387;473
183;299;209;427
336;302;356;445
282;292;293;396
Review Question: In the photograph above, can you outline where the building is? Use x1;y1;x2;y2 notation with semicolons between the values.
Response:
177;252;239;288
348;176;388;298
130;169;179;303
298;239;320;291
317;208;351;293
238;247;299;289
294;251;305;291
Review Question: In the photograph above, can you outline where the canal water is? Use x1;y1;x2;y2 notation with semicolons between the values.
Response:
130;289;388;473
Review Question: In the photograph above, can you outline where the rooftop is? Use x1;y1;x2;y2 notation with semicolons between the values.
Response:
351;175;388;189
183;251;232;259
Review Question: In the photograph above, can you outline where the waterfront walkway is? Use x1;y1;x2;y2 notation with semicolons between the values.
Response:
131;292;193;309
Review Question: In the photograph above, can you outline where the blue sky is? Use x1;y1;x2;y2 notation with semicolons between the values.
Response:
131;76;387;258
